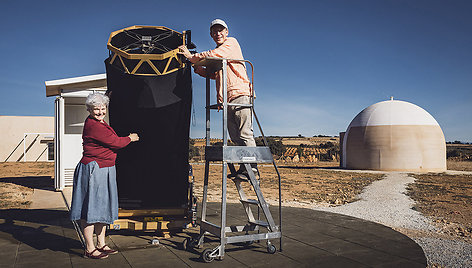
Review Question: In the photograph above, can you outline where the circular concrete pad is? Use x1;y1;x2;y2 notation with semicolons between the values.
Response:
111;203;427;267
0;203;427;267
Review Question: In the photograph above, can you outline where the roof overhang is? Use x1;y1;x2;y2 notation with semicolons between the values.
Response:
45;73;107;97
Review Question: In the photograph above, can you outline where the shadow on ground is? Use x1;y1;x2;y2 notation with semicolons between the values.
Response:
0;209;82;256
0;176;55;191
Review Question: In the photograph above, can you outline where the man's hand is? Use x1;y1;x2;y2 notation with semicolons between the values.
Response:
178;45;192;59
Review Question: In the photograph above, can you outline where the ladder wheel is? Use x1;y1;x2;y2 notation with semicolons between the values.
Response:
201;248;215;263
267;244;276;254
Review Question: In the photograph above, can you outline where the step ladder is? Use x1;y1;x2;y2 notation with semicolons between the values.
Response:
182;57;282;262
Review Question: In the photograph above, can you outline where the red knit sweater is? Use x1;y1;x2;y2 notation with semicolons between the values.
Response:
80;116;131;168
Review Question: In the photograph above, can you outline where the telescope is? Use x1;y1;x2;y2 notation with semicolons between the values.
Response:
105;25;195;216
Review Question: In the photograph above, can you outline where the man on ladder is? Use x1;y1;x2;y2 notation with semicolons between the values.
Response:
179;18;258;180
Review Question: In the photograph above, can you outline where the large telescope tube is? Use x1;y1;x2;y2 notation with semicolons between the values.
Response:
105;26;193;209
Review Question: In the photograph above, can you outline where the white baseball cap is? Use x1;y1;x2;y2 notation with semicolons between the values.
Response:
210;19;228;30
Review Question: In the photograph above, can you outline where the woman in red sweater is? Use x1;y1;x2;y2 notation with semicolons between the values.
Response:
70;92;139;259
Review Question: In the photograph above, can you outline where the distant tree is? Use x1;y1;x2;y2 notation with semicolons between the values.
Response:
296;145;304;158
255;137;286;157
188;139;200;160
446;146;472;161
319;141;335;149
447;149;460;158
212;140;235;146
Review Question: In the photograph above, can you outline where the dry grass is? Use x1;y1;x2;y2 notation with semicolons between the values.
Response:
0;162;54;209
447;160;472;171
408;172;472;240
0;183;33;209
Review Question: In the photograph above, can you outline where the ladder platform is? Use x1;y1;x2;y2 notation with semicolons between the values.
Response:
249;220;270;227
193;57;224;72
205;146;273;163
240;199;259;205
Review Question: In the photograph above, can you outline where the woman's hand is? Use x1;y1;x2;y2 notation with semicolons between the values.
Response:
128;133;139;142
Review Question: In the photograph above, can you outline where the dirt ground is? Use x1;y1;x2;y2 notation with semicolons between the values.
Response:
190;162;384;207
407;171;472;240
1;160;471;242
0;162;54;209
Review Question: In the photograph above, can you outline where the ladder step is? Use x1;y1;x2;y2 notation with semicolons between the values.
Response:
240;199;259;205
232;177;249;183
249;220;269;227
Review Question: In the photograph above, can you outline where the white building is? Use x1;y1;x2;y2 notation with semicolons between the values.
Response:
45;73;107;190
340;98;446;172
0;116;54;162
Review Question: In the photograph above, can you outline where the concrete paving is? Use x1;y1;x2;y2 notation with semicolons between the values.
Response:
0;186;427;267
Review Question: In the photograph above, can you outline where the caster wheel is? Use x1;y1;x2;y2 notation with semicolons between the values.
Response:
267;244;276;254
151;239;159;245
201;248;215;263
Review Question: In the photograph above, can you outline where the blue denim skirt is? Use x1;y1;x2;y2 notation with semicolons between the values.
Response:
70;161;118;224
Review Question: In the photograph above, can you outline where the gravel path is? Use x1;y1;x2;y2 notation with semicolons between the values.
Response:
311;172;472;268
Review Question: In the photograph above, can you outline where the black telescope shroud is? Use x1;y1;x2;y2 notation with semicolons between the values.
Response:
105;59;192;209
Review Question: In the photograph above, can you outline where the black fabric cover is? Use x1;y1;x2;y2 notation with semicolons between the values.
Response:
105;59;192;209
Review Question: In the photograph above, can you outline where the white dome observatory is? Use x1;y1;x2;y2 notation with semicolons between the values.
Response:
341;98;446;172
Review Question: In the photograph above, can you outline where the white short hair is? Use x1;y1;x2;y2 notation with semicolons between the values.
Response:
85;92;109;111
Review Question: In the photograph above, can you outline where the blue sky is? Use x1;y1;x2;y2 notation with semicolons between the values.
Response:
1;0;471;142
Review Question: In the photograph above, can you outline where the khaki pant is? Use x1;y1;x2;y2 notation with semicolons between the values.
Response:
227;95;256;147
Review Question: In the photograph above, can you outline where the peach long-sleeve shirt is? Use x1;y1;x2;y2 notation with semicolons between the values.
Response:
190;37;251;103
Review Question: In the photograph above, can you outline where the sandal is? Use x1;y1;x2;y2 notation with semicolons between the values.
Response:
97;245;118;255
84;248;108;259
